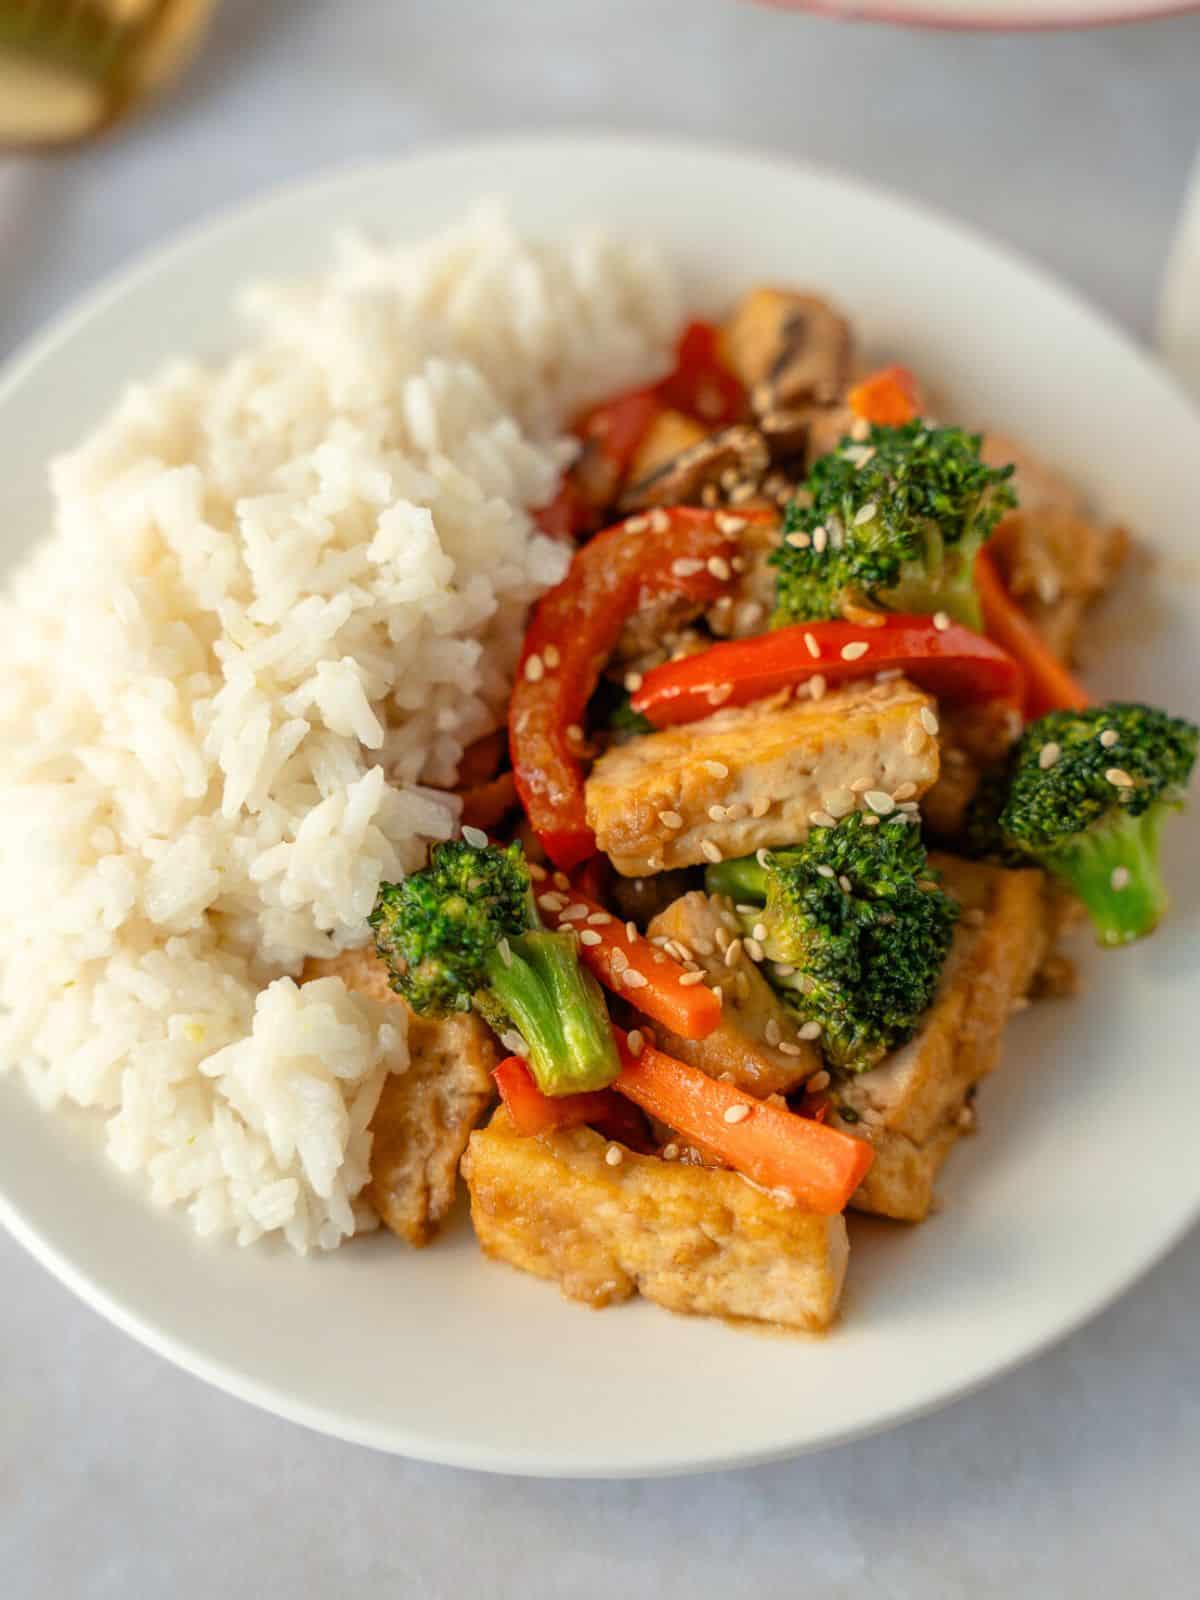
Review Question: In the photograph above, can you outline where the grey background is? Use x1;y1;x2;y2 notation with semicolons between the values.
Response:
2;2;1199;1595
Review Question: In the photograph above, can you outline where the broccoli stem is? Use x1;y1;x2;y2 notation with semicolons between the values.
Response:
885;527;985;631
704;855;770;906
482;930;620;1095
1044;806;1169;947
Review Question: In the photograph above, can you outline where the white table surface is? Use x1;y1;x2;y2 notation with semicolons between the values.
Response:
3;2;1199;1594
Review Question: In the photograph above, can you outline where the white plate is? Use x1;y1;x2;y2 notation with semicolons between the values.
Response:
769;0;1198;30
1;136;1198;1478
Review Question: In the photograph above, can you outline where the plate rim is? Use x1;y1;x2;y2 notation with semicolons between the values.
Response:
1;131;1198;1478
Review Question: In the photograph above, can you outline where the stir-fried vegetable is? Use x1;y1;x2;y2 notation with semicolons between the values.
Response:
370;839;619;1096
541;886;722;1040
975;548;1090;718
657;319;746;427
772;421;1016;631
706;814;959;1074
629;614;1024;729
509;506;775;869
975;703;1198;947
847;365;919;427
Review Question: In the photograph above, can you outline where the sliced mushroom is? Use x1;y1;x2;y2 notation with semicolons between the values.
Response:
619;423;770;511
722;288;854;466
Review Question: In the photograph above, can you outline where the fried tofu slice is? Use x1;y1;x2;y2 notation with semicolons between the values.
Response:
586;678;940;877
646;892;821;1095
302;947;496;1246
826;856;1049;1222
464;1107;848;1330
980;433;1126;663
922;698;1022;842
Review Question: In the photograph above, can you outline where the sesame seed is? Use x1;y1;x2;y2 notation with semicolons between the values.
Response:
809;674;827;701
497;938;513;967
678;970;706;986
1038;742;1061;770
538;892;567;912
622;969;649;989
838;874;853;894
626;921;639;943
932;611;951;632
765;1018;782;1046
850;417;870;441
710;984;726;1004
863;814;880;827
724;802;747;822
708;804;727;822
778;1041;803;1057
864;789;895;815
528;861;548;881
804;632;821;659
701;840;723;863
542;643;560;669
750;796;771;818
841;640;870;662
579;929;602;946
658;810;684;830
661;1142;680;1161
1100;729;1119;749
649;510;670;533
752;921;769;943
798;1021;822;1040
1111;866;1131;890
605;1145;624;1167
724;1103;751;1124
957;1105;975;1129
724;939;743;967
756;848;772;868
707;556;732;580
807;1070;831;1092
587;910;613;926
500;1030;528;1056
813;525;828;553
809;810;837;828
774;963;796;978
553;872;571;890
559;903;588;922
565;723;584;744
715;512;747;535
462;825;489;848
523;654;544;682
919;707;940;736
731;556;747;573
623;515;648;534
745;937;765;963
624;671;643;692
707;684;734;706
1106;768;1134;788
671;557;705;578
893;781;918;801
785;530;811;549
610;948;629;974
627;1029;645;1057
713;924;730;950
703;760;729;778
817;865;835;879
853;502;878;526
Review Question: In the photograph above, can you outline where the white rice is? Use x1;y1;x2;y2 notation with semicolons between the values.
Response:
0;208;679;1252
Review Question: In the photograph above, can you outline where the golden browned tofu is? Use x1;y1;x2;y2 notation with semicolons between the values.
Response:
989;506;1127;664
922;699;1022;842
647;892;821;1095
586;678;941;877
463;1108;849;1330
827;856;1049;1222
302;947;496;1246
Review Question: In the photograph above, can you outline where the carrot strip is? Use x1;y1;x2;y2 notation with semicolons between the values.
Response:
494;1056;650;1147
612;1033;873;1214
848;365;919;427
543;887;722;1040
976;548;1089;719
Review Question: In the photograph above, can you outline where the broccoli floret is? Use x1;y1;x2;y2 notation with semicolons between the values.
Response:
993;703;1197;947
771;421;1016;631
370;838;619;1095
706;813;959;1073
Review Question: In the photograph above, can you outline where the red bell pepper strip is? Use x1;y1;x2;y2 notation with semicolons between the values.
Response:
494;1056;648;1146
976;549;1090;719
543;886;721;1040
612;1032;873;1214
848;365;919;427
509;506;777;870
533;387;663;541
630;613;1025;729
657;320;745;427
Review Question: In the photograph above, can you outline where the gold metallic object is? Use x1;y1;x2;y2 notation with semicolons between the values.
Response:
0;0;214;146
